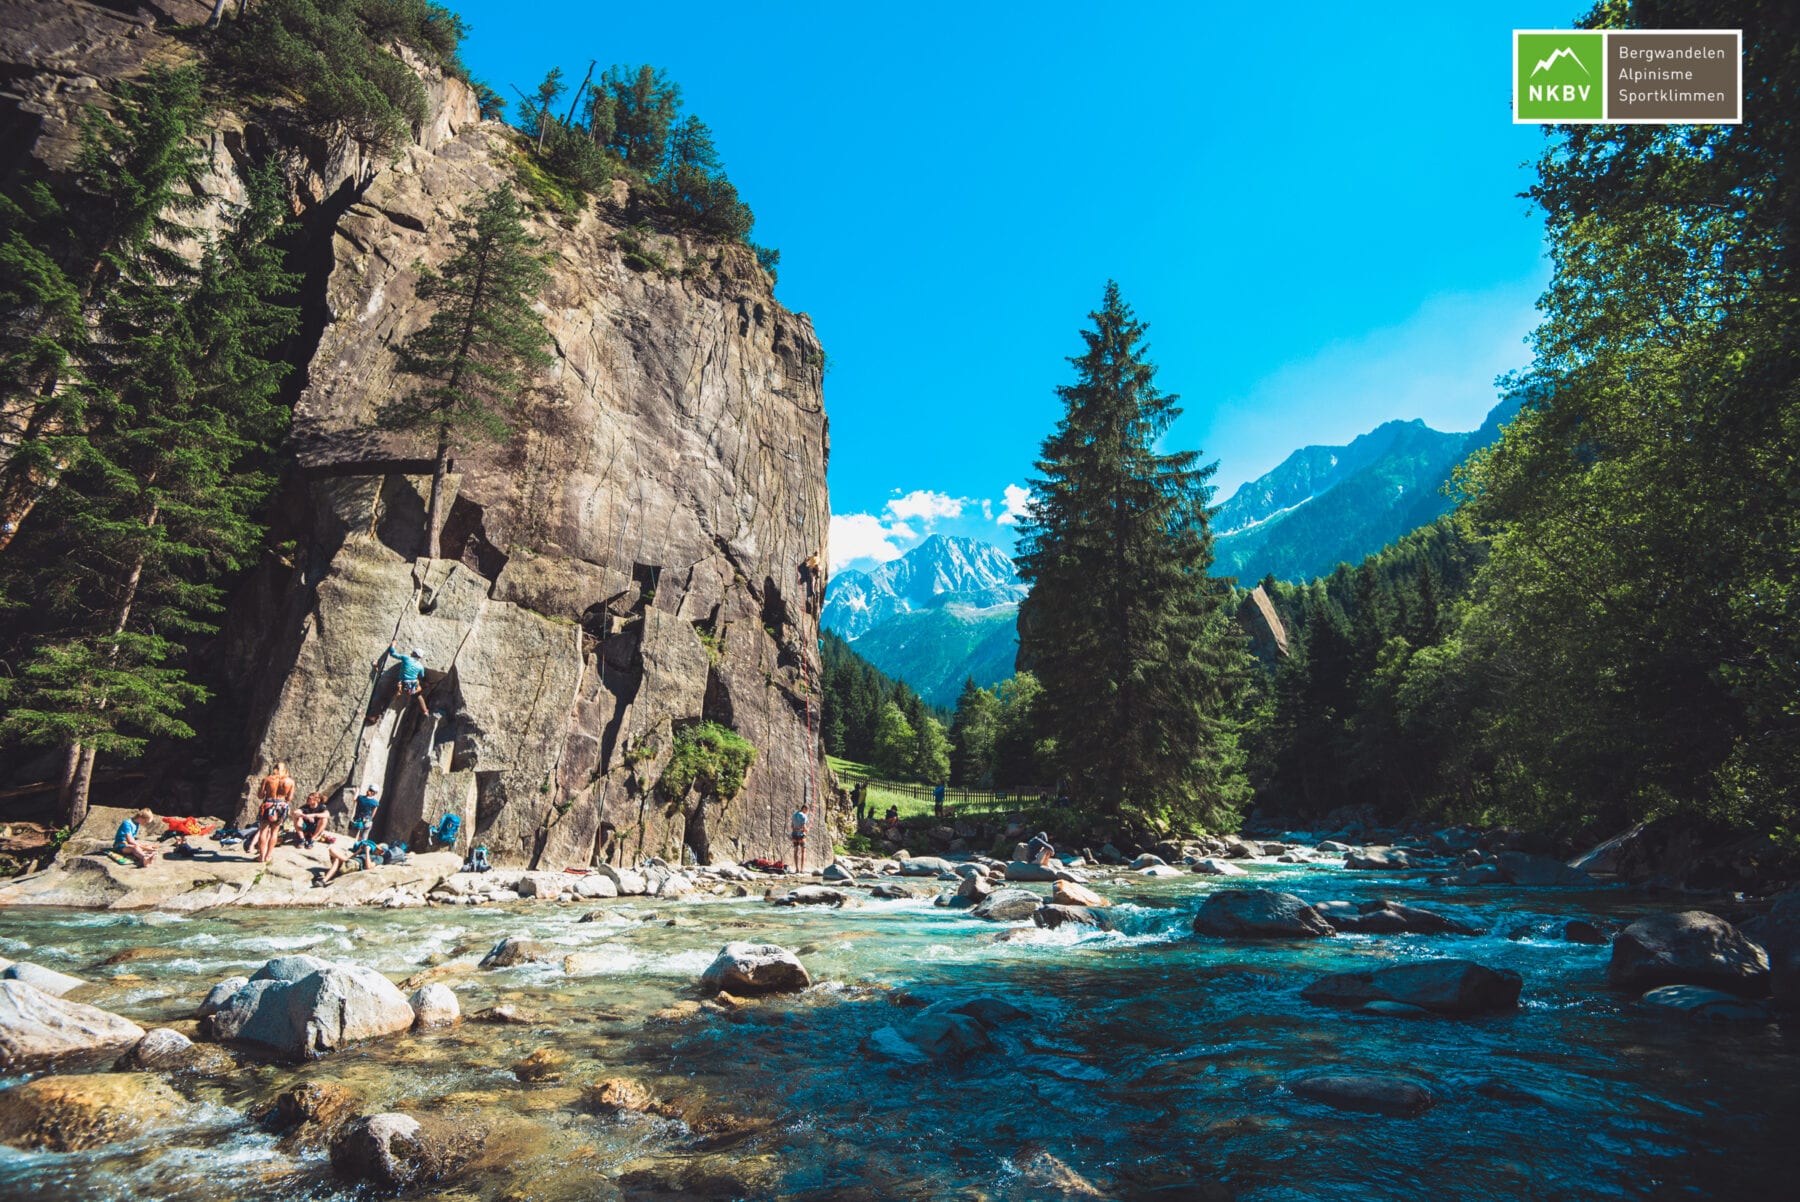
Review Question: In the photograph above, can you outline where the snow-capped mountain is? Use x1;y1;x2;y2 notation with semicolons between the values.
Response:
823;534;1026;640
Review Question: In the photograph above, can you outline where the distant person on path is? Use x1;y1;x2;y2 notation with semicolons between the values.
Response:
1022;831;1055;867
934;783;946;819
369;645;430;723
790;807;810;871
350;786;381;837
114;808;159;867
251;761;295;863
295;792;329;847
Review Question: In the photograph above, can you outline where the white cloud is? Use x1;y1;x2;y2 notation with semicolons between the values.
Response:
995;483;1033;525
980;498;994;521
885;489;965;524
829;513;907;571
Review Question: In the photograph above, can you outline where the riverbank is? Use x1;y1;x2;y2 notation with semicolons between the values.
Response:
0;835;1796;1200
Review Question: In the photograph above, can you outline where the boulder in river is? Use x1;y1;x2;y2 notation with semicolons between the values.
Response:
1316;899;1483;936
1130;854;1167;869
198;976;250;1017
1;962;86;998
1033;904;1112;932
1052;880;1110;908
949;996;1030;1027
699;943;811;995
1639;984;1771;1022
868;882;915;900
1494;851;1592;887
954;873;993;906
1744;889;1800;1010
897;856;957;877
1607;911;1770;996
1005;860;1085;883
1563;918;1617;945
573;874;618;899
1289;1073;1435;1117
1344;848;1417;871
1301;959;1523;1015
972;888;1044;922
0;979;144;1068
869;1012;993;1066
771;886;848;907
112;1027;215;1073
205;960;416;1058
479;935;552;969
408;983;461;1028
264;1081;362;1150
1192;890;1335;939
597;865;649;895
331;1112;485;1191
822;861;855;882
0;1071;187;1151
1190;857;1247;876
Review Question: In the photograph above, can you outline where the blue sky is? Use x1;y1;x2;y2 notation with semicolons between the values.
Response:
450;0;1581;572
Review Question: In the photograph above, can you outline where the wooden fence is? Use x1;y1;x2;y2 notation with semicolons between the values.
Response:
835;771;1061;818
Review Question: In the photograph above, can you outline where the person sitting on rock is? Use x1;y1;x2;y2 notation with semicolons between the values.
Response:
1022;831;1055;867
114;808;159;867
317;839;382;886
295;792;329;848
884;805;900;834
368;645;431;723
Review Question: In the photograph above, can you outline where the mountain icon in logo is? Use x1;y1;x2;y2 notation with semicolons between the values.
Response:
1530;45;1589;75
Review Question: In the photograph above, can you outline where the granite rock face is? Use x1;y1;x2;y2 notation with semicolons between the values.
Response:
1;2;838;874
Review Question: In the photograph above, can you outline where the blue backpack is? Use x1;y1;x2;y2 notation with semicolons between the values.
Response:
431;814;461;847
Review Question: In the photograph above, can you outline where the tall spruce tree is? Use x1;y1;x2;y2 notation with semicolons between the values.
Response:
382;186;551;560
949;677;999;785
1015;282;1250;830
0;157;298;826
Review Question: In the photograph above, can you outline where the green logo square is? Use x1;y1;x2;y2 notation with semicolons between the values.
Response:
1515;32;1604;121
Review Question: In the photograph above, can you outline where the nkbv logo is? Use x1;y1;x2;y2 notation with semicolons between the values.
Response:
1515;32;1603;121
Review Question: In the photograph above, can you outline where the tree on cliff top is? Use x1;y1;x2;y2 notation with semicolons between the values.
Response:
382;186;552;561
1015;282;1251;831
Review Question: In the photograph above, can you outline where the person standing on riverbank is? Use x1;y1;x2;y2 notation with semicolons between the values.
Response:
791;806;810;871
250;762;295;863
114;808;159;867
350;786;380;837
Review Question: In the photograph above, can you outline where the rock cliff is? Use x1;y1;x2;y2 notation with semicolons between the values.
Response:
1;1;837;869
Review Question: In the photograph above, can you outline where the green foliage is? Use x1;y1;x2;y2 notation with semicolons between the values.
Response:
869;701;916;780
614;227;669;274
0;76;298;804
751;242;781;281
949;677;999;786
213;0;469;153
819;629;947;766
992;672;1056;785
380;186;552;554
1016;282;1252;831
661;721;756;801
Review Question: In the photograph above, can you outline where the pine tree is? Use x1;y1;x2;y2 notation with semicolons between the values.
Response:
949;676;999;785
0;158;298;826
870;701;916;780
529;67;565;153
1015;281;1251;830
381;187;552;560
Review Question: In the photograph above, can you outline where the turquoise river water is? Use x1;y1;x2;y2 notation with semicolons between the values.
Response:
0;857;1795;1200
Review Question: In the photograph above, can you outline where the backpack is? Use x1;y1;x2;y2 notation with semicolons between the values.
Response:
384;844;409;866
432;814;461;847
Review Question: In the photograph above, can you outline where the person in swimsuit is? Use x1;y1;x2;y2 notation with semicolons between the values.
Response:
790;807;810;871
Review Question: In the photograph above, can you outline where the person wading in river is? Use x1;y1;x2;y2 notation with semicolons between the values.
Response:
250;762;295;863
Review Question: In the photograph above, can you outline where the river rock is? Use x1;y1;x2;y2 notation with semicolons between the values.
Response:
1317;899;1483;936
597;865;648;896
822;861;855;882
902;1012;992;1063
265;1081;362;1149
1131;854;1167;869
513;1046;568;1082
1289;1073;1435;1117
1052;880;1110;908
113;1027;195;1071
195;976;250;1022
1;962;85;998
1495;851;1592;887
897;856;956;877
1221;836;1259;859
1301;959;1523;1015
972;888;1044;922
480;935;551;968
408;983;460;1028
1005;860;1085;883
1190;857;1247;876
331;1112;485;1191
955;873;994;905
1033;904;1112;931
1193;890;1335;939
699;943;810;995
206;962;416;1058
0;1071;186;1151
1639;984;1771;1022
772;886;848;907
948;996;1030;1027
1607;911;1770;995
0;979;144;1067
1345;848;1416;871
1139;864;1184;878
254;954;334;983
1316;840;1354;854
1439;863;1504;886
586;1076;659;1114
471;1004;540;1024
1563;918;1616;945
573;874;618;899
868;882;915;900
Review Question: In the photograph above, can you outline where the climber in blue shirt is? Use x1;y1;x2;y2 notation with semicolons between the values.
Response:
368;645;431;723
